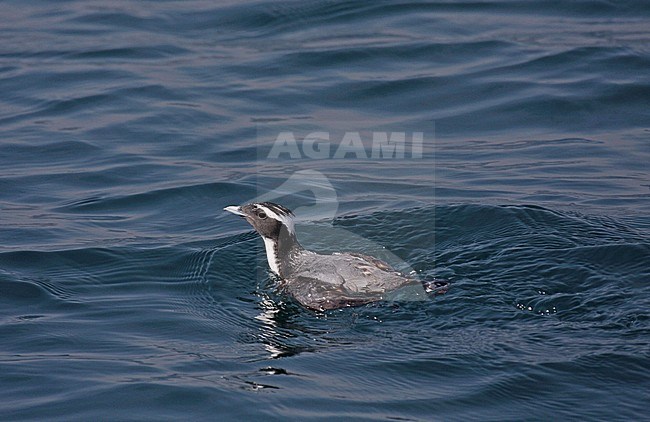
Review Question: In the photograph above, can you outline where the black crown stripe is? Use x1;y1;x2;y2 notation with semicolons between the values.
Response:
257;202;294;217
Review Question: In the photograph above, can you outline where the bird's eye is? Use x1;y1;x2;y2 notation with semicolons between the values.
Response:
257;211;267;219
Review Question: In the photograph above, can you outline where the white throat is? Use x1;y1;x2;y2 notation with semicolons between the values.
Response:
262;237;280;275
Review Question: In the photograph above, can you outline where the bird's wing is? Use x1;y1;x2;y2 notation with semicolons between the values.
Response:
346;252;397;272
282;275;382;311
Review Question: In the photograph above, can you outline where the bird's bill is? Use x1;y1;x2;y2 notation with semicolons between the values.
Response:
224;205;246;217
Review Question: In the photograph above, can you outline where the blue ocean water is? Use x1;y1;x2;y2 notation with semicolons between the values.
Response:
1;1;649;420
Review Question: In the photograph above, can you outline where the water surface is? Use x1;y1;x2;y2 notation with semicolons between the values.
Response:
1;1;649;420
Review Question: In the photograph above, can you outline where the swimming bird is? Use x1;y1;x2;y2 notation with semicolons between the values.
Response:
224;202;448;311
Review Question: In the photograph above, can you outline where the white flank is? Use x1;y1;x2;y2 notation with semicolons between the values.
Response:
262;237;281;275
256;204;295;234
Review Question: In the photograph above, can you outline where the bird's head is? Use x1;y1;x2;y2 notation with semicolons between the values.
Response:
224;202;295;241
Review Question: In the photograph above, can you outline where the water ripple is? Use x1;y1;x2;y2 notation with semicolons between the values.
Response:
2;0;650;419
